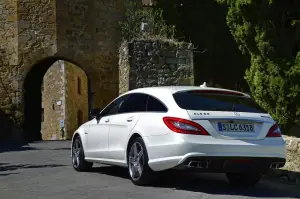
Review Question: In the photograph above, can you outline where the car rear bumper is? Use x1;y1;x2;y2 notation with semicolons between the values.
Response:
145;134;286;172
173;156;286;173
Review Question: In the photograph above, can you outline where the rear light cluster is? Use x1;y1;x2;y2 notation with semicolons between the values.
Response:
163;117;210;135
266;123;282;137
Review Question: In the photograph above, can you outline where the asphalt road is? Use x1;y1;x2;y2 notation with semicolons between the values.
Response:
0;141;299;199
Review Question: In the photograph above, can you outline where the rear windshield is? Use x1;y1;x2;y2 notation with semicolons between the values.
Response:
173;91;266;113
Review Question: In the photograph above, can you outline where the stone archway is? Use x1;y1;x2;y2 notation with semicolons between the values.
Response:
23;58;91;141
0;0;125;141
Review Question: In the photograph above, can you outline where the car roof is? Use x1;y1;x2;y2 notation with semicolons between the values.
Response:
125;86;250;97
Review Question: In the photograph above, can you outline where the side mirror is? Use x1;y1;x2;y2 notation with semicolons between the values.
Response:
90;107;101;118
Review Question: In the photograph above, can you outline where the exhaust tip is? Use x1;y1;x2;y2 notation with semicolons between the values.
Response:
188;161;199;168
199;161;209;169
270;162;285;169
187;160;209;169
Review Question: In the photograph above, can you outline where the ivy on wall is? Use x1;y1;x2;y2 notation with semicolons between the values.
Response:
119;1;176;41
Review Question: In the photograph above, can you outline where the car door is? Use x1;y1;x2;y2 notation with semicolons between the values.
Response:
85;95;129;159
108;93;148;161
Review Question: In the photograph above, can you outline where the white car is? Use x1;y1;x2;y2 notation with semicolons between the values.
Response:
71;85;286;186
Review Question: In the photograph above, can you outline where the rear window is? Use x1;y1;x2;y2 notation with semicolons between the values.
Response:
173;90;266;113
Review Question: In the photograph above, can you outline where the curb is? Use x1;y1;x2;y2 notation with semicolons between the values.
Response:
265;169;300;185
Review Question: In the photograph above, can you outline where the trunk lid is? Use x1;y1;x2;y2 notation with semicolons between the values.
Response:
172;89;274;140
187;110;273;140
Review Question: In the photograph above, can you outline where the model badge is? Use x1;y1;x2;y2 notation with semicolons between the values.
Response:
234;112;240;116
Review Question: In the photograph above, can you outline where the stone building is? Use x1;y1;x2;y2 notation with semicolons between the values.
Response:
0;0;194;141
41;60;88;140
0;0;125;141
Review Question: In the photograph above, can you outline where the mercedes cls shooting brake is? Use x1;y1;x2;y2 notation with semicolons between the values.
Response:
71;85;286;186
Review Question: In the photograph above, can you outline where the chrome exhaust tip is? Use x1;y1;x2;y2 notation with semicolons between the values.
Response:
188;161;199;168
270;162;285;169
198;161;209;169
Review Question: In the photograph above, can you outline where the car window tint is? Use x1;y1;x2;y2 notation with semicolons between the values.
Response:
101;95;129;117
118;93;148;113
146;95;168;112
173;91;266;113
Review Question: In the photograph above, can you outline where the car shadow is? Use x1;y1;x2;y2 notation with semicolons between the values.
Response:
266;169;300;185
90;165;129;179
0;172;20;177
91;166;300;198
0;163;67;172
0;142;35;153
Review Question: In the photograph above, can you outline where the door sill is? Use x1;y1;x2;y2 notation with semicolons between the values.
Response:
85;157;127;167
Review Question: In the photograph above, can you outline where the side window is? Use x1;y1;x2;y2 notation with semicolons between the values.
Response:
147;95;168;112
118;93;148;113
100;95;129;117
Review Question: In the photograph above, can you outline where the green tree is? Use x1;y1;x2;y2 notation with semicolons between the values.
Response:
119;1;175;41
217;0;300;134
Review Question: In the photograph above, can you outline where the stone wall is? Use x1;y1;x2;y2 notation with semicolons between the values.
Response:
0;0;125;141
283;135;300;172
41;61;64;140
0;0;20;140
119;39;194;94
56;0;124;108
65;62;89;140
41;60;88;140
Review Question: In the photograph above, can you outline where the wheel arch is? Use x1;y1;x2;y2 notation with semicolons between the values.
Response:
125;133;145;164
70;132;80;157
70;128;87;157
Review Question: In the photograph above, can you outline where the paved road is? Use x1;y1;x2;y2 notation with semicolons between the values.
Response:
0;141;299;199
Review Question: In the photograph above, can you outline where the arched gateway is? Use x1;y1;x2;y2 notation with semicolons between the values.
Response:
0;0;125;141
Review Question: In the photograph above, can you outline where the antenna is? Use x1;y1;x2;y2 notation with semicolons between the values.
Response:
200;82;207;88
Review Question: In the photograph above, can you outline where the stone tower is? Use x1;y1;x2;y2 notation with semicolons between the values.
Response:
0;0;125;141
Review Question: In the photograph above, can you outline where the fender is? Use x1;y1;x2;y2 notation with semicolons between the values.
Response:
70;125;89;157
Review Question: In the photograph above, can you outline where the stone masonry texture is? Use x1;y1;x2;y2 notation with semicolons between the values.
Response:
41;60;88;141
283;135;300;172
65;61;89;140
41;61;65;141
119;39;194;94
0;0;125;140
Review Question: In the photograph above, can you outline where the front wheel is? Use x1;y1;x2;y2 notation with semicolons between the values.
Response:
127;137;155;186
226;172;262;187
72;136;93;172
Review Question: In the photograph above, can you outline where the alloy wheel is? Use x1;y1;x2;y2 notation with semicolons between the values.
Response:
129;142;144;181
72;139;81;168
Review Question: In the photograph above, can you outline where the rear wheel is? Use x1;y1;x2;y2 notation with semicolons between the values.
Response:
127;137;155;186
226;172;262;187
72;136;93;172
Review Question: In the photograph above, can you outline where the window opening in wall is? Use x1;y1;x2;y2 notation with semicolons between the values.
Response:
77;77;82;94
52;104;55;110
77;110;83;128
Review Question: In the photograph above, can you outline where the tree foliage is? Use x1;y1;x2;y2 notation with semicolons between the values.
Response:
218;0;300;133
155;0;250;91
119;1;175;41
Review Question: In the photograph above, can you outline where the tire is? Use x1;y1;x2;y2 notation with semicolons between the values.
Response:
72;136;93;172
127;137;155;186
226;172;262;187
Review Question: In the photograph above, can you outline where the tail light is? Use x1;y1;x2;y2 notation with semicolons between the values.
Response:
163;117;210;135
266;123;282;137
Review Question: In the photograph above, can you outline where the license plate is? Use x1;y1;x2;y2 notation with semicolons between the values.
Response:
218;122;255;132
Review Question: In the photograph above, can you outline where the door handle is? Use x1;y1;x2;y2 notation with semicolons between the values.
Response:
126;116;134;122
105;118;110;123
